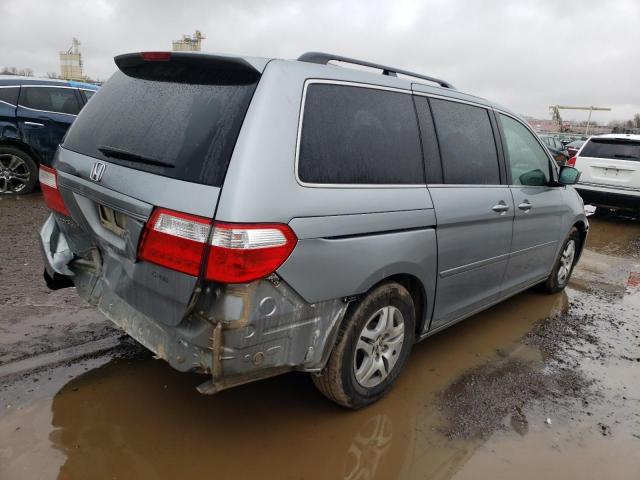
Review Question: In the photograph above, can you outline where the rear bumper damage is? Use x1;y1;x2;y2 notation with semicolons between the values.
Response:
39;214;347;393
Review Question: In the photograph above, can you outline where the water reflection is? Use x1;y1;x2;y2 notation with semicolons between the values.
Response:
49;290;567;480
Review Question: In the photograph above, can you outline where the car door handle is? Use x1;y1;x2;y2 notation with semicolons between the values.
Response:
24;121;45;128
518;201;532;211
491;201;510;214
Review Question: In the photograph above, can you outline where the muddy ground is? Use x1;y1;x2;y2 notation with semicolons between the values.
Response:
0;194;639;480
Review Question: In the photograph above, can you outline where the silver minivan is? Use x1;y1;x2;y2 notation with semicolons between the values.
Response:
39;51;587;408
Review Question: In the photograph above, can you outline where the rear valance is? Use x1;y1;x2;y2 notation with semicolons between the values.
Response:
114;52;261;85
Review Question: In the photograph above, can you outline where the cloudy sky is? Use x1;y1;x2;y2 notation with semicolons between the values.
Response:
1;0;638;122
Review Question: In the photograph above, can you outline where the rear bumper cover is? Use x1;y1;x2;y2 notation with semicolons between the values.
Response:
39;214;347;392
576;183;640;209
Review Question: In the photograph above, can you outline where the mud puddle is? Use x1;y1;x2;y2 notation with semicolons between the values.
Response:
1;202;639;479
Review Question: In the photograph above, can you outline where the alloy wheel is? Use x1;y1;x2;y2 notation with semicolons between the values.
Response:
0;154;31;193
557;239;576;285
353;305;405;388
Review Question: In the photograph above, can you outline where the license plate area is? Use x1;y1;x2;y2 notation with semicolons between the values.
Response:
98;204;127;237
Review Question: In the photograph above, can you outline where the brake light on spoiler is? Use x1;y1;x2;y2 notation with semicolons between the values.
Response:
138;208;297;283
39;166;70;216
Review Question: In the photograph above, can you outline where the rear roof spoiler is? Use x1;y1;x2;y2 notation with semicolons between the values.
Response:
114;52;261;85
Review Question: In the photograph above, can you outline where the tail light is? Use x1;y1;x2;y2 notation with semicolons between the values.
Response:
138;208;297;283
206;222;297;283
567;156;577;167
138;209;211;276
39;166;70;216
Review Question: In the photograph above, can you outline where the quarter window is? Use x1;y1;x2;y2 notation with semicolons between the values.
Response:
0;87;19;106
19;87;81;115
430;99;500;185
298;84;424;185
499;114;551;186
81;89;95;102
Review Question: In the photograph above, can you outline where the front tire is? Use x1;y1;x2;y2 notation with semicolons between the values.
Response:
312;282;416;409
539;227;580;294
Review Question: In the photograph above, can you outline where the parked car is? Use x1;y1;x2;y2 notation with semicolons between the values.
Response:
38;51;586;408
539;134;570;165
566;139;585;158
571;134;640;211
0;76;98;194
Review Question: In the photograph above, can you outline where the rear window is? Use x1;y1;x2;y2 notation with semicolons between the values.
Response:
580;138;640;162
63;70;258;187
298;84;424;185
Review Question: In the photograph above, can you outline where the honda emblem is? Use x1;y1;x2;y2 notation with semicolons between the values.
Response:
90;162;106;182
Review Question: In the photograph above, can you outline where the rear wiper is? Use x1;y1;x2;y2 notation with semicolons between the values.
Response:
98;146;174;168
613;154;640;160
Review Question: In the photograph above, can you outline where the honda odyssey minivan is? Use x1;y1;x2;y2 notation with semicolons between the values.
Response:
39;51;587;408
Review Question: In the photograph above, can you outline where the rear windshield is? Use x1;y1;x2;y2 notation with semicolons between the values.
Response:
63;70;258;186
581;138;640;162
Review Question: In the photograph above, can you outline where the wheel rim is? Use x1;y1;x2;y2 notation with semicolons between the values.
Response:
0;154;30;193
353;305;405;388
557;239;576;285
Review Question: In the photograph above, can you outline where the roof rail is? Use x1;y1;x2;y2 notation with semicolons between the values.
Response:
297;51;455;89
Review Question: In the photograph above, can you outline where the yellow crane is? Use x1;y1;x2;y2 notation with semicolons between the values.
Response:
549;105;611;136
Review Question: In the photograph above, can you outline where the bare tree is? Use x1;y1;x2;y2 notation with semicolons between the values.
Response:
46;72;60;79
0;66;18;75
634;113;640;129
1;66;34;76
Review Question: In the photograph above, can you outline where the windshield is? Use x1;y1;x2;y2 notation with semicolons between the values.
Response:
580;138;640;161
63;70;258;186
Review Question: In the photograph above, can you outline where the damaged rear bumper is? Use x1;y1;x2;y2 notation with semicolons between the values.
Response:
39;214;347;393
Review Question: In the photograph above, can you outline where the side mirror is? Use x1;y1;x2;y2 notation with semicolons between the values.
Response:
558;166;581;185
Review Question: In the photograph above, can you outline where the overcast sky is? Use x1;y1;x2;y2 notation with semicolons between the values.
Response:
1;0;638;122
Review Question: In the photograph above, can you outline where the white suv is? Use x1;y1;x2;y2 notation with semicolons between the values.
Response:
571;134;640;211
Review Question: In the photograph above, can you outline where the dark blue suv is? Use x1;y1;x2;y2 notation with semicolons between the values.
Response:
0;76;98;194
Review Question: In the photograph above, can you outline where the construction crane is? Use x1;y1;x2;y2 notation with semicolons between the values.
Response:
549;105;611;136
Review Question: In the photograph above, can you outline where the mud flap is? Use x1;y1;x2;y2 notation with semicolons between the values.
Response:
43;269;74;290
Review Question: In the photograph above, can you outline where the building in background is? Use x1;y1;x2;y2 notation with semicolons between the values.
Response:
59;38;85;81
172;30;206;51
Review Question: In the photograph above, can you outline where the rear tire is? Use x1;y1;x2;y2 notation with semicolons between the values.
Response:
538;227;580;294
312;282;416;409
0;146;38;194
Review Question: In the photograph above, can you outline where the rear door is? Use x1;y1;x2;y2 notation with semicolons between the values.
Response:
497;113;564;292
575;137;640;190
426;97;514;328
52;53;262;326
16;85;81;165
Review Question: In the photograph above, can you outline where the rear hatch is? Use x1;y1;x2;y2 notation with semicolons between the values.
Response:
575;137;640;190
46;52;263;326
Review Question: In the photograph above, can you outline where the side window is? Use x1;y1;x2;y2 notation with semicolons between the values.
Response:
19;87;81;115
0;87;20;106
499;114;551;186
413;96;442;183
430;98;500;185
298;84;424;185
